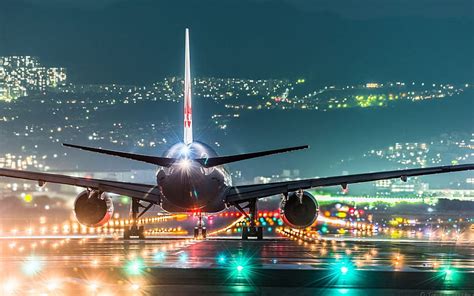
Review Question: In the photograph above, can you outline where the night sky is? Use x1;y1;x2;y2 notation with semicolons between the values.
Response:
1;0;473;85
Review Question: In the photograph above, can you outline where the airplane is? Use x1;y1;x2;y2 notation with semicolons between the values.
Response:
0;28;473;240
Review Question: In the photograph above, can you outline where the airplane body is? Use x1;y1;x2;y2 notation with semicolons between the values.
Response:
157;142;230;213
1;29;473;239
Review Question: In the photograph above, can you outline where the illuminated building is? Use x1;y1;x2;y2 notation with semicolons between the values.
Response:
365;83;381;88
0;56;67;101
374;178;429;195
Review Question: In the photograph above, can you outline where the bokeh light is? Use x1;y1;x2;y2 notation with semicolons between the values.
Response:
125;258;146;275
21;256;43;276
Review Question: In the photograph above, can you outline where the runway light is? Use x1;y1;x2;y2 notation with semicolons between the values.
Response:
24;193;33;203
333;260;355;279
22;256;43;276
340;266;349;274
179;252;188;263
153;251;166;262
46;279;60;291
441;267;456;281
217;254;227;264
130;283;140;291
3;279;19;294
125;258;145;275
88;281;99;292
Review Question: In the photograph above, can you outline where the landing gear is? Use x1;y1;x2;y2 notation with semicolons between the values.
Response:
124;225;145;239
242;225;263;240
124;198;153;240
194;211;207;239
234;199;263;240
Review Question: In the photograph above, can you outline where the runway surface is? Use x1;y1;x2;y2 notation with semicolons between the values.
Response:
1;236;473;295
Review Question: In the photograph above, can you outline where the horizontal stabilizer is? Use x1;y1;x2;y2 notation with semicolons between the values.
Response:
194;145;309;168
63;143;176;167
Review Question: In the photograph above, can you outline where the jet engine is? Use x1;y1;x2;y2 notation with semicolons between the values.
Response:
280;191;319;228
73;190;114;227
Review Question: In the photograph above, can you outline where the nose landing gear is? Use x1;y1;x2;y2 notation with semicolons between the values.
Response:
194;211;207;239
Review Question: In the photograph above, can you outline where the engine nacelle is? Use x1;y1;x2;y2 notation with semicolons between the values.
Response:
73;190;114;227
280;191;319;228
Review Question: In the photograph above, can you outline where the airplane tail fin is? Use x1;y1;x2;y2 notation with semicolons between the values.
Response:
194;145;309;168
183;28;193;145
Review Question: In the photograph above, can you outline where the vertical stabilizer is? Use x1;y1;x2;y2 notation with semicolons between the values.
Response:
183;28;193;145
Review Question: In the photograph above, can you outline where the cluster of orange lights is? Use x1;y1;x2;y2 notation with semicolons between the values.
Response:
145;227;188;235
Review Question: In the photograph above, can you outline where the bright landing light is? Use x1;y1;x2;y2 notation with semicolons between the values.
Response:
178;159;191;170
340;266;349;274
181;145;191;156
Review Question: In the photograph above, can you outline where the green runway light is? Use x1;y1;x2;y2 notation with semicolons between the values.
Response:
441;267;457;282
340;266;349;274
333;260;356;280
125;258;145;275
153;251;166;262
179;252;188;263
217;254;227;264
229;255;253;278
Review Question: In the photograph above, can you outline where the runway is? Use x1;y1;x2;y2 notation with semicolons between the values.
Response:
1;236;473;295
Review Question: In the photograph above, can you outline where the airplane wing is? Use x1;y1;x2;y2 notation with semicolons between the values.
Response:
225;164;474;203
0;168;161;203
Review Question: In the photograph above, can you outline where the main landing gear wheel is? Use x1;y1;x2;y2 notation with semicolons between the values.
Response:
123;198;152;240
234;199;264;240
194;226;207;239
124;225;145;240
